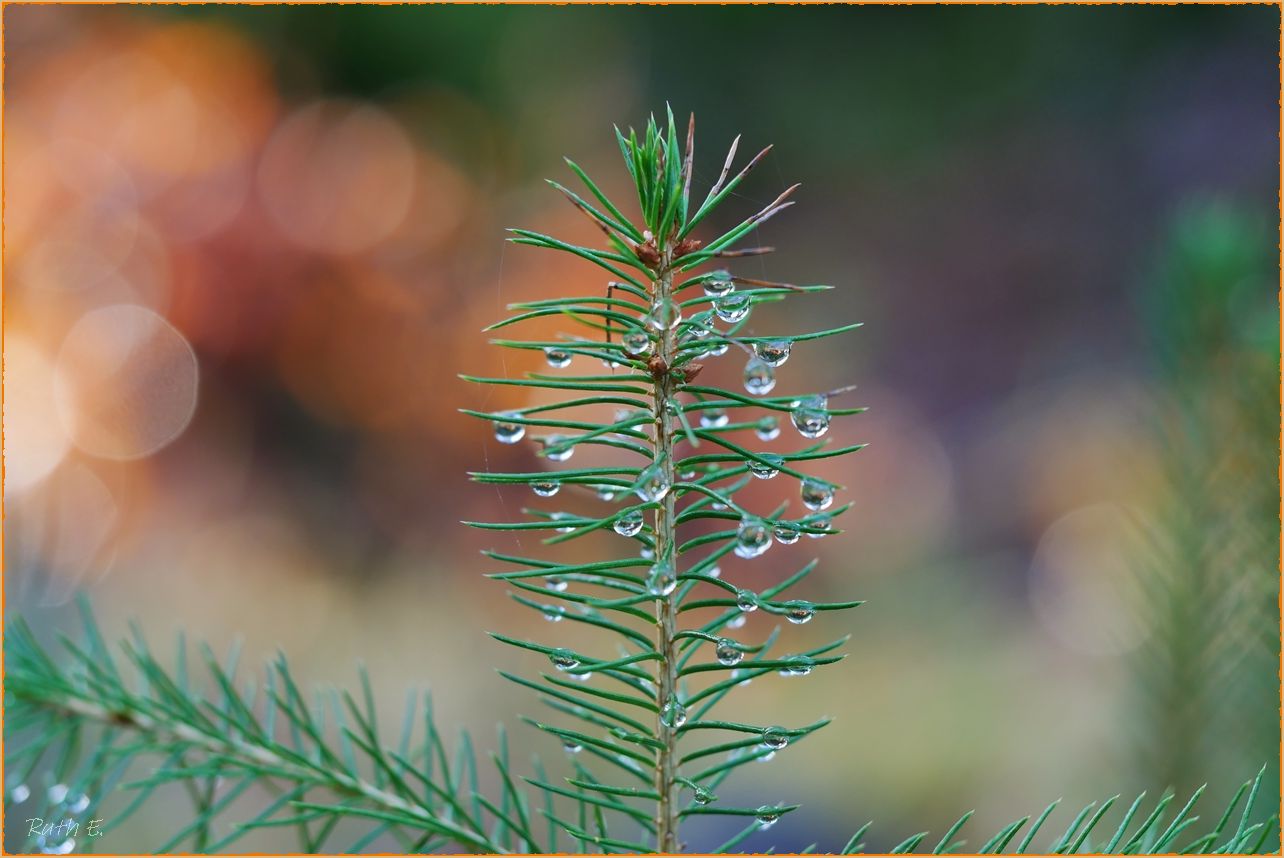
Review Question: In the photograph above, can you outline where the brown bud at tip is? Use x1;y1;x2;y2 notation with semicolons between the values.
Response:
646;355;668;378
636;243;661;268
679;362;705;383
673;237;703;258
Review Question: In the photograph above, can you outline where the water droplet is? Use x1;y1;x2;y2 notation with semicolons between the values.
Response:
707;565;722;579
494;412;526;445
660;695;688;728
693;786;715;805
800;479;835;511
641;546;655;560
532;480;560;497
710;340;730;357
761;726;790;750
648;561;677;597
715;638;743;666
67;793;90;814
746;455;782;480
596;484;619;501
43;837;75;855
613;510;644;537
791;394;830;439
734;517;773;559
783;600;815;624
773;521;801;544
736;589;759;613
756;807;781;828
700;409;729;428
647;296;682;331
726;613;747;630
743;358;776;396
622;330;652;356
754;340;792;367
9;784;29;804
544;347;573;368
544;435;574;462
714;292;751;323
779;655;815;677
552;512;575;533
679;468;697;481
634;460;671;502
734;667;753;686
806;514;832;538
550;649;580;672
570;671;593;682
755;415;781;441
562;738;583;754
756;750;776;763
47;784;68;805
703;270;735;298
542;605;566;623
545;575;568;592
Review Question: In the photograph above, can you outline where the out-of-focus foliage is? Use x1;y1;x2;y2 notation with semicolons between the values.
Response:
1132;199;1280;806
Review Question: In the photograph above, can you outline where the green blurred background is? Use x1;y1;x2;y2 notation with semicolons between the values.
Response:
4;4;1279;852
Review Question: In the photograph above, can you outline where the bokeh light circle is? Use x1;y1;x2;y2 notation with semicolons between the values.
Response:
258;100;416;254
53;304;199;460
1029;503;1151;655
4;335;71;492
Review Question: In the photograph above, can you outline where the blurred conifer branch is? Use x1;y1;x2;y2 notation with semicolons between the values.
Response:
1131;199;1280;808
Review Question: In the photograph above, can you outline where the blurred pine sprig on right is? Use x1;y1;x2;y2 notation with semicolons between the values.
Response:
1132;198;1280;810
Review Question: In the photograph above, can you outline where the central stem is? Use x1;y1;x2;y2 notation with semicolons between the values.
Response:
652;253;681;853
